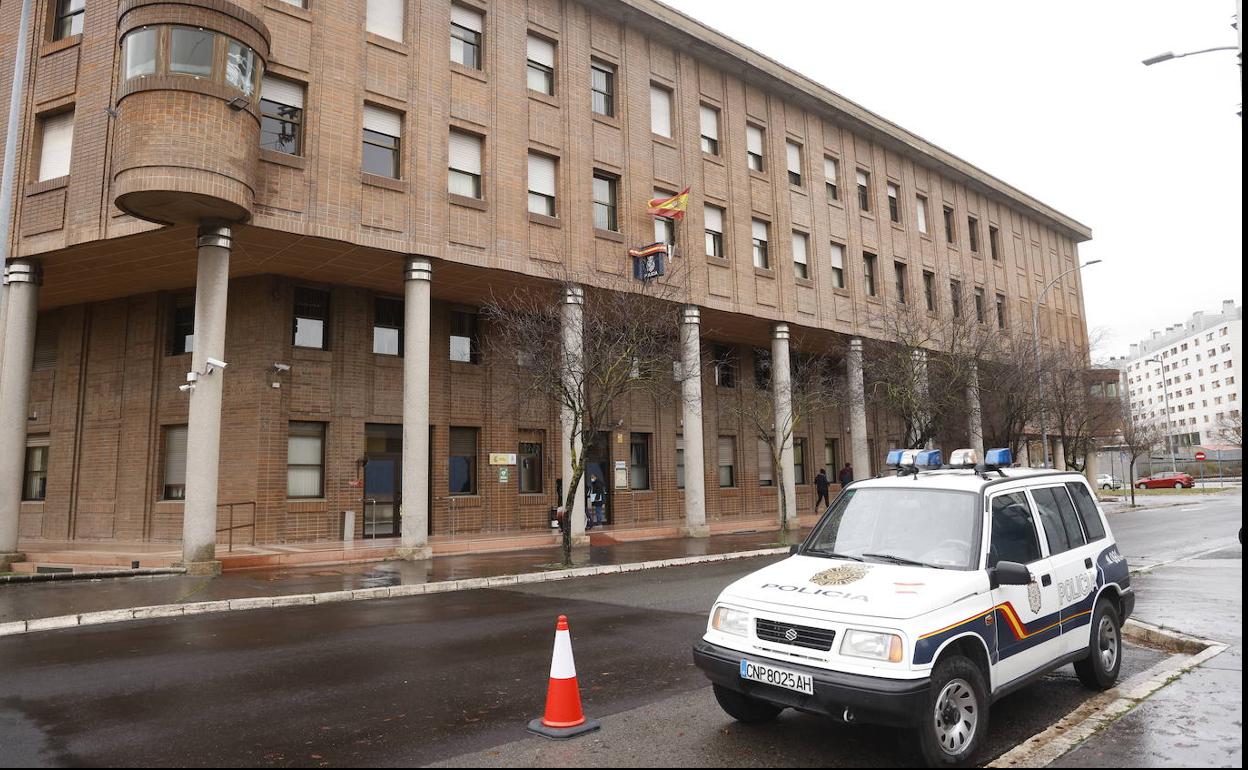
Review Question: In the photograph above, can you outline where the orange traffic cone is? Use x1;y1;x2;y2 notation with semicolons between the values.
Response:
527;615;601;739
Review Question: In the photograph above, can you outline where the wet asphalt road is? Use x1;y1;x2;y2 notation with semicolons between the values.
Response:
1;494;1237;768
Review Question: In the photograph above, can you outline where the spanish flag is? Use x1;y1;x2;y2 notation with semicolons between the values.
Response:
648;187;690;220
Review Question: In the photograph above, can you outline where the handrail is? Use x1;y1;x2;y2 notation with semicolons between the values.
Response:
215;501;256;552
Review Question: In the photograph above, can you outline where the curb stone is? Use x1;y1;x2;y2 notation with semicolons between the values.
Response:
987;620;1228;768
0;547;788;638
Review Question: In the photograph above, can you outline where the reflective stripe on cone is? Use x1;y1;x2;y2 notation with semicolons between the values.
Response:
527;615;601;740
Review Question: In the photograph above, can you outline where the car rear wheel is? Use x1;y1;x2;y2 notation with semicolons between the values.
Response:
1137;483;1147;490
917;656;988;768
1074;600;1122;690
712;683;783;723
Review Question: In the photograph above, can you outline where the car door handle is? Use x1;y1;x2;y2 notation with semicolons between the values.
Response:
1041;574;1052;587
1085;558;1094;569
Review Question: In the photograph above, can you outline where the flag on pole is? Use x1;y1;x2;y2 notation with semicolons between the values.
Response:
647;187;690;220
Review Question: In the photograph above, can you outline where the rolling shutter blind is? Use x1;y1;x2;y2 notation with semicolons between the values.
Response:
824;156;838;181
792;233;808;266
363;105;401;137
366;0;404;41
746;125;763;155
718;437;734;466
38;112;74;181
650;85;672;137
758;439;773;484
450;427;477;456
448;130;481;174
751;219;768;242
528;153;555;195
451;5;483;32
164;427;188;487
786;142;801;174
856;170;868;187
262;76;303;108
704;205;722;232
830;243;845;269
527;35;553;66
700;106;718;139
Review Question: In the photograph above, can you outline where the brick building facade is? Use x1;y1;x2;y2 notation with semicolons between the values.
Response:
0;0;1093;570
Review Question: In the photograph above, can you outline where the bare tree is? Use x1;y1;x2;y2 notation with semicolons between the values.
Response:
980;332;1045;458
482;265;687;566
720;344;845;539
1047;347;1122;472
865;287;995;449
1117;404;1166;507
1215;413;1243;449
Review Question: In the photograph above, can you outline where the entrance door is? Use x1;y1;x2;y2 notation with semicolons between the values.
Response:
364;424;403;538
584;431;611;525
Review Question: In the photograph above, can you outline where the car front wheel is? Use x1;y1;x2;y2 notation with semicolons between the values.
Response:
1137;483;1147;490
711;683;783;723
1174;481;1184;489
1074;600;1123;690
918;655;988;768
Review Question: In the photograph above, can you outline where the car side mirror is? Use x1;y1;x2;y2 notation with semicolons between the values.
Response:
990;561;1032;588
789;544;801;556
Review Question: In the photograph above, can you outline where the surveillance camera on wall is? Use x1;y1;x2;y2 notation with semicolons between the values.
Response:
179;383;195;393
206;357;228;370
272;362;291;373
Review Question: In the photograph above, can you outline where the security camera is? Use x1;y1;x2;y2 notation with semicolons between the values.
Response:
206;357;228;370
186;371;200;383
272;362;291;373
179;383;195;393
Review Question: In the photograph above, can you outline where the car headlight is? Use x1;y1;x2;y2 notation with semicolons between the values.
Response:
840;629;904;662
711;605;750;637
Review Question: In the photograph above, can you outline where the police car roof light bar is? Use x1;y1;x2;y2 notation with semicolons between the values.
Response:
949;449;979;469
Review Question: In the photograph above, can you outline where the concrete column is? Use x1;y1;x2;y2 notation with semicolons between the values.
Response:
1018;440;1031;468
398;257;433;560
1084;447;1099;487
847;338;870;481
0;279;9;376
1054;438;1066;471
560;285;587;538
966;362;984;457
0;260;40;562
679;306;708;537
772;324;798;528
911;349;932;448
181;226;231;575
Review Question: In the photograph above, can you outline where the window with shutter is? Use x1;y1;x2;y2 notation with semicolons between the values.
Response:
718;437;736;488
527;35;555;94
824;156;839;202
752;219;769;269
450;5;483;69
829;242;845;289
38;111;74;182
758;438;773;486
792;232;809;279
528;153;557;216
363;105;402;178
367;0;405;41
650;85;672;138
785;141;802;186
287;422;325;498
448;130;483;198
699;105;719;154
449;427;478;495
704;204;724;258
746;124;764;171
163;426;189;499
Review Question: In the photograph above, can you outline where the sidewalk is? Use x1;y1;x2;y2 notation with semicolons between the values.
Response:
1050;542;1243;767
1098;489;1236;515
0;527;803;626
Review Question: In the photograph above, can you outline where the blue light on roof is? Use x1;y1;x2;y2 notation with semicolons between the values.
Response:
985;448;1012;467
886;449;905;467
915;449;943;468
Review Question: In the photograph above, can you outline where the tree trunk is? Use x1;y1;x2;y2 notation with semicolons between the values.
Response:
560;464;585;567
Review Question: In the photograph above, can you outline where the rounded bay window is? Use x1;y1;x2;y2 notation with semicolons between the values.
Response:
112;0;270;225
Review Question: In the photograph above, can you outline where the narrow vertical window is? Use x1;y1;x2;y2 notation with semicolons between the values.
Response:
699;105;719;155
923;271;936;312
650;84;672;138
527;35;555;94
704;205;724;258
989;225;1001;260
287;422;325;498
974;287;986;323
746;124;765;171
293;287;330;349
449;427;479;495
968;215;980;253
225;41;258;96
448;129;483;199
916;195;929;234
950;279;963;318
592;172;618;231
653;191;675;247
23;444;49;501
713;345;736;388
824;156;839;202
856;170;870;212
449;310;480;364
123;27;158;79
53;0;85;40
757;438;774;487
894;261;907;303
793;438;806;485
829;242;845;289
863;252;878;297
718;436;736;487
943;205;956;244
518;432;544;493
169;296;195;355
785;141;803;187
590;60;615;116
527;152;556;216
751;219;770;269
362;105;402;178
792;231;809;279
373;297;403;355
450;5;483;69
162;426;188;500
366;0;405;41
887;182;901;223
260;76;305;155
38;111;74;182
675;437;685;489
996;293;1008;329
629;433;651;490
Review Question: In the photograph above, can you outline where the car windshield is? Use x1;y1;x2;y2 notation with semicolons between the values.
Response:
804;487;980;570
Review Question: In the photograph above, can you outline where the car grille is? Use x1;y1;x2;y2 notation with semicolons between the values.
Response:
755;618;836;651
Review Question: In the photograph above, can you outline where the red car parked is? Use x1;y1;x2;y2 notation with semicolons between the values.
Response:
1135;471;1195;489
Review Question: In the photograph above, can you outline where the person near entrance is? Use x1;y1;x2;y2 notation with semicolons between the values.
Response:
814;468;831;510
587;474;606;529
838;463;854;487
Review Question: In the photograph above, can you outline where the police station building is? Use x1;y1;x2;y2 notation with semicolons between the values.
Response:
0;0;1093;573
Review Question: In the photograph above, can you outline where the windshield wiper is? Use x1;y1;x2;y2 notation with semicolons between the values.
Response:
862;552;946;569
803;549;865;562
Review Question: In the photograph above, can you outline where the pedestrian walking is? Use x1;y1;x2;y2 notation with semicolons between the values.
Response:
814;468;831;510
586;475;606;529
838;462;854;487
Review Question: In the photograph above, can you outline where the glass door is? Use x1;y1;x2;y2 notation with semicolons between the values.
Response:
364;424;403;539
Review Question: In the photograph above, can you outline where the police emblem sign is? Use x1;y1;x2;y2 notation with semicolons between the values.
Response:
629;242;667;282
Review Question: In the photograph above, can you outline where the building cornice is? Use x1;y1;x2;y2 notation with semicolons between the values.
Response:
599;0;1093;242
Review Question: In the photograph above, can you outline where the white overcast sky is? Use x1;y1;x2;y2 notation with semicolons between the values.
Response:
665;0;1243;360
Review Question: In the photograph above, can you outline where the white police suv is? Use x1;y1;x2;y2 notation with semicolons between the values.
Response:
693;448;1134;768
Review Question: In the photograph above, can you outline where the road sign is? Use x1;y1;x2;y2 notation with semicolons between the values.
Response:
1195;451;1207;461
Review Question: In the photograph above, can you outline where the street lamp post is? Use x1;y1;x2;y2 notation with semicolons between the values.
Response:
1145;356;1180;473
1142;0;1241;115
1034;259;1102;469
